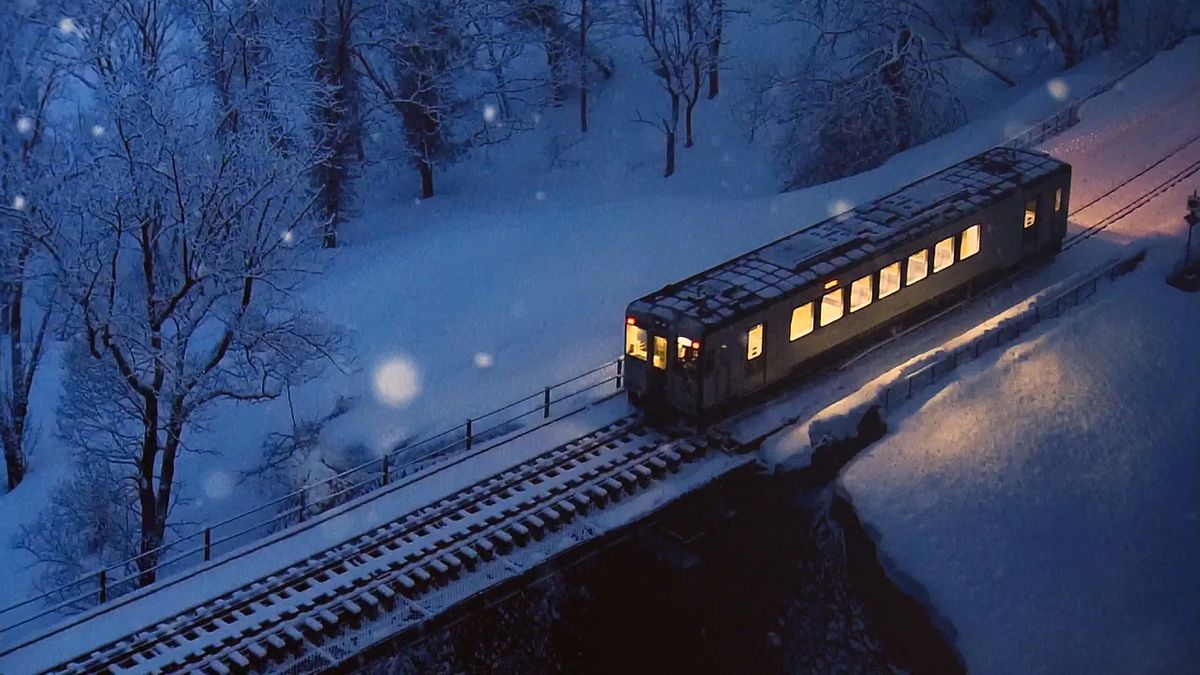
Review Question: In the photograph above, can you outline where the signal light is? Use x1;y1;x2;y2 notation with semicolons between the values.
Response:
692;341;700;350
626;317;636;325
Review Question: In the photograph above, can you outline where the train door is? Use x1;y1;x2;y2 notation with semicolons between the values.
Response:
647;333;669;400
745;322;766;391
1022;194;1043;253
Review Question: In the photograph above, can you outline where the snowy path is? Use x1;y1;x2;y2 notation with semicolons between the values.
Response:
835;38;1200;674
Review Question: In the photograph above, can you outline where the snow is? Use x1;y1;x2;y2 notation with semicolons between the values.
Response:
840;251;1200;674
833;38;1200;674
1;10;1194;667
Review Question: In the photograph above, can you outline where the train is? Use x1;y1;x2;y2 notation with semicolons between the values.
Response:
622;146;1071;417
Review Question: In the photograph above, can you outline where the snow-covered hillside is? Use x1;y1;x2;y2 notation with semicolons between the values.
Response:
1;0;1194;634
837;37;1200;674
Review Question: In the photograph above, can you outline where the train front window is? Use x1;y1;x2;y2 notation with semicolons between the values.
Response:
653;336;668;370
820;290;843;326
1024;198;1038;229
906;250;928;285
677;336;700;362
850;275;872;313
625;324;648;361
790;302;814;340
960;224;980;260
933;237;954;272
747;324;764;360
879;262;901;298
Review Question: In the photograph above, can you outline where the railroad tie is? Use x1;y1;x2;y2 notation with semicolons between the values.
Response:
525;514;547;539
647;456;668;476
508;522;531;545
458;546;480;568
228;650;251;670
571;492;592;513
603;477;624;497
632;464;654;485
588;485;609;506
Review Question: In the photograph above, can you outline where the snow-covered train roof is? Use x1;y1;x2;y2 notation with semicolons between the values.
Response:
629;147;1066;328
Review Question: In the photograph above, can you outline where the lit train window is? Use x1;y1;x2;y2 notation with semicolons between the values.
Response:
907;250;928;285
747;324;764;360
1054;188;1063;212
626;324;648;361
820;290;843;326
960;224;980;259
790;302;814;340
653;336;667;370
879;262;901;298
933;237;954;272
1024;199;1038;229
849;275;872;313
677;336;700;361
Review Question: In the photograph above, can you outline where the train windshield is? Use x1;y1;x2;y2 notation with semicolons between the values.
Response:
625;323;648;361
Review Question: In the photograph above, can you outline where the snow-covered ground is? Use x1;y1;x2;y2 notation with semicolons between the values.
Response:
0;10;1191;650
833;38;1200;675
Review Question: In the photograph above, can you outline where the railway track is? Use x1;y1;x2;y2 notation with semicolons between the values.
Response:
13;100;1200;675
33;417;729;674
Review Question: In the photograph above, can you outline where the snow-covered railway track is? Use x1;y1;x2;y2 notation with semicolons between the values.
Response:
45;416;724;674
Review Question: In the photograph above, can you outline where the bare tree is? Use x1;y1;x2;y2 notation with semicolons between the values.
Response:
629;0;710;177
313;0;364;247
357;0;535;199
32;0;341;587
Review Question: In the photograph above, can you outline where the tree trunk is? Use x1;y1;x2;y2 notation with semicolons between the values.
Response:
707;0;722;99
579;0;589;132
3;254;28;492
3;424;26;492
136;421;161;587
664;130;676;178
419;159;435;199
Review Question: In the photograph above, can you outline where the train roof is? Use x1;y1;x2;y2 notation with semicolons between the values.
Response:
628;147;1067;329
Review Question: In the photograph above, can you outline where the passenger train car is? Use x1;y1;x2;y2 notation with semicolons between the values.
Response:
623;147;1071;417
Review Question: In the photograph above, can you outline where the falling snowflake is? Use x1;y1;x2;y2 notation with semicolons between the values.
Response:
15;116;34;134
534;190;547;201
281;229;295;245
473;352;494;369
373;358;421;407
828;199;854;217
57;17;77;35
12;195;27;211
91;124;105;138
482;104;499;124
1046;79;1070;102
203;471;235;500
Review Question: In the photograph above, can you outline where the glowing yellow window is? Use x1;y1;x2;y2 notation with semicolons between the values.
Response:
906;250;928;285
625;324;648;361
1054;188;1063;212
676;336;700;361
790;302;814;341
879;262;901;298
960;224;980;260
933;236;954;272
652;335;667;370
1024;199;1037;229
747;324;764;360
820;289;843;326
849;275;872;313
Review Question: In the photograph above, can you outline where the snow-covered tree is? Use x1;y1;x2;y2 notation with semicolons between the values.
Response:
312;0;364;248
25;0;342;587
0;1;71;492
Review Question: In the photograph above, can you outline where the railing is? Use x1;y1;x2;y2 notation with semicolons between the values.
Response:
874;249;1144;413
1004;103;1081;151
0;357;626;642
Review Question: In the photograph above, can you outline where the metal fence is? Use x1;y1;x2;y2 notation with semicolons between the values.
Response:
875;250;1144;413
1004;103;1082;150
0;357;626;642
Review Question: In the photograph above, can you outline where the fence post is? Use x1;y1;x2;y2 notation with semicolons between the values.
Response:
543;387;551;419
381;454;390;486
465;418;473;450
298;488;306;523
98;569;107;604
204;527;211;562
616;358;623;389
